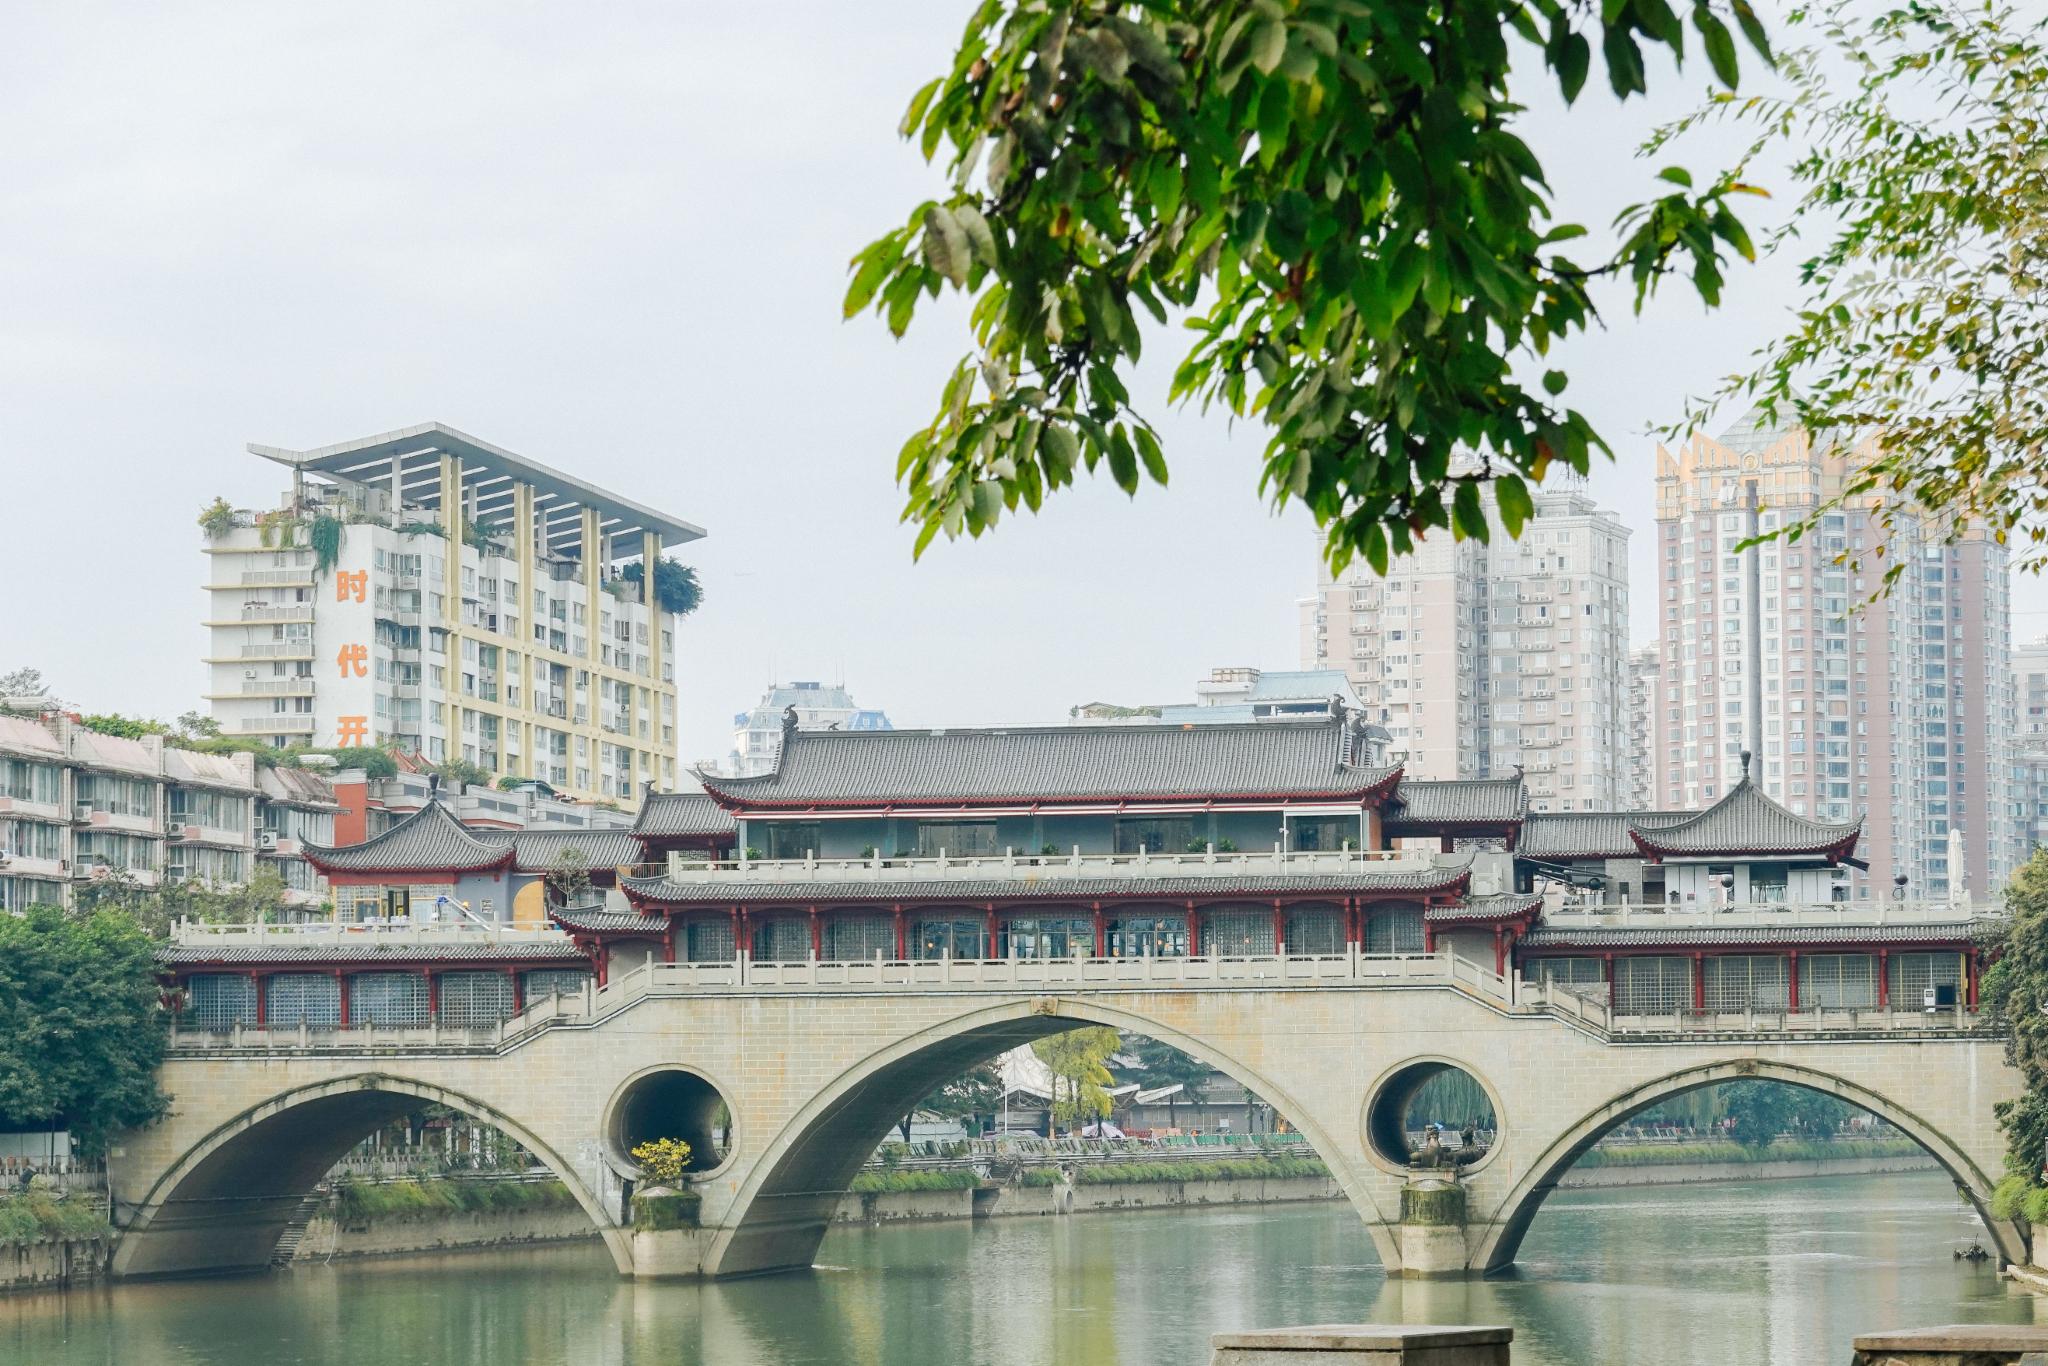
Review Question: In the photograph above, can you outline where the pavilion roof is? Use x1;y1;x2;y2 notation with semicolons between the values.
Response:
695;718;1401;811
1628;778;1861;861
1383;776;1527;830
508;830;644;873
632;792;738;838
1518;810;1692;861
1424;894;1544;924
302;800;514;875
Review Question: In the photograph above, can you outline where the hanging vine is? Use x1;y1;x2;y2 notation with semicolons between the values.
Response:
309;514;343;578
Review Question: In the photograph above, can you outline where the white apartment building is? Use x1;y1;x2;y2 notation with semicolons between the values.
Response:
203;423;704;806
723;681;892;778
2012;636;2048;861
1626;645;1661;811
0;708;334;912
1650;415;2018;898
1300;476;1632;811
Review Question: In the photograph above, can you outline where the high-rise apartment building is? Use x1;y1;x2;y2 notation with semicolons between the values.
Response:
1300;476;1632;811
722;681;892;777
203;424;704;805
1650;415;2016;897
2011;636;2048;863
1626;645;1662;811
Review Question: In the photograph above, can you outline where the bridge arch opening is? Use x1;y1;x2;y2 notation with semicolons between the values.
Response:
1474;1061;2025;1274
1363;1060;1500;1172
703;998;1394;1278
608;1066;733;1178
110;1076;626;1281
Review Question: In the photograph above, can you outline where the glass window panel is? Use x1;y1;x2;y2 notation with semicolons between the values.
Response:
1114;818;1193;854
1705;955;1788;1012
186;974;256;1031
1285;903;1346;955
1364;904;1425;954
998;916;1094;959
752;917;812;961
823;913;896;960
264;973;340;1030
439;972;514;1026
1614;957;1692;1014
1803;954;1877;1009
1887;952;1962;1006
914;822;999;857
1205;907;1276;956
352;972;429;1027
684;917;735;963
521;969;591;1001
914;917;989;959
1106;912;1187;957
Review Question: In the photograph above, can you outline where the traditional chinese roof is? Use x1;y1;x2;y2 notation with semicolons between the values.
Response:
551;905;668;934
619;864;1468;909
303;800;515;875
695;719;1401;812
1518;920;1971;950
1518;811;1692;861
1628;778;1861;861
160;938;586;965
1383;777;1527;830
1424;893;1544;924
509;831;644;873
632;792;738;839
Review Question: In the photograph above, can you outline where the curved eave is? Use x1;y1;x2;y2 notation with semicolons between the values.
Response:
1626;829;1863;865
302;848;517;878
696;780;1405;818
615;869;1472;911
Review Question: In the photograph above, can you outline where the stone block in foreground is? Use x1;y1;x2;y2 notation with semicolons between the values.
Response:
1210;1324;1511;1365
1851;1324;2048;1365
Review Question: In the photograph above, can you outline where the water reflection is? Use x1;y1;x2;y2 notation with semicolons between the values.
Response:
2;1173;2034;1366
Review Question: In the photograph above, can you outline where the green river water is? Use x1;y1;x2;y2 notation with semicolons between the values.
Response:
3;1171;2037;1365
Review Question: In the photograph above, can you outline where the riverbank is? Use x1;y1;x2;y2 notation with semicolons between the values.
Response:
1557;1139;1935;1189
286;1177;591;1264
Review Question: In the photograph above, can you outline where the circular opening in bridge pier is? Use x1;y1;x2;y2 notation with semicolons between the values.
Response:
608;1068;732;1180
1365;1060;1499;1172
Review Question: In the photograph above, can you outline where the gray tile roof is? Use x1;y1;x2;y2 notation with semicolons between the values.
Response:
303;801;514;874
632;792;738;838
618;866;1468;907
694;719;1399;809
1385;777;1527;826
1519;921;1971;949
1425;894;1544;923
551;906;668;933
1629;778;1861;858
1518;811;1691;861
509;831;645;872
160;938;588;965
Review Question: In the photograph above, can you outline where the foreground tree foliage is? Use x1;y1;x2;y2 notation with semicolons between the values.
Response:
0;907;168;1154
1664;1;2048;582
1980;850;2048;1186
851;0;1772;574
74;869;298;938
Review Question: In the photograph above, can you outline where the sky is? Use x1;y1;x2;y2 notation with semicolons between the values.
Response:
5;3;2042;765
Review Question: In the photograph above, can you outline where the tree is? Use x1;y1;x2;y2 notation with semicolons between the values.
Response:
543;848;593;908
76;869;292;938
175;711;222;740
1720;1079;1798;1150
1032;1026;1121;1129
915;1061;1006;1137
0;667;56;702
622;558;704;618
848;0;1772;575
434;758;491;790
78;713;168;740
1662;1;2048;584
1980;850;2048;1178
1126;1035;1210;1129
0;906;169;1154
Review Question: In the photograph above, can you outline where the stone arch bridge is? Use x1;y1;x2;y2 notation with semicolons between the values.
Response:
108;953;2024;1281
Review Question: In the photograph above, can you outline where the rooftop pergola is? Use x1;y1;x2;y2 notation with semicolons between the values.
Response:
250;421;706;563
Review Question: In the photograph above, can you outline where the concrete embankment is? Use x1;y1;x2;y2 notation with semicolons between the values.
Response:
833;1174;1344;1225
1557;1152;1938;1190
0;1236;107;1291
290;1204;598;1262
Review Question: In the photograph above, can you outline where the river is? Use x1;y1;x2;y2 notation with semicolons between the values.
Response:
3;1172;2036;1365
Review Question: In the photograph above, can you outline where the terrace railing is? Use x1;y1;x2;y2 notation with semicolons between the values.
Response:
659;844;1455;885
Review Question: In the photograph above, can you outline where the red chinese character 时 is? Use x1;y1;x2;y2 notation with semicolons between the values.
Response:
335;716;370;746
336;643;368;678
336;570;368;603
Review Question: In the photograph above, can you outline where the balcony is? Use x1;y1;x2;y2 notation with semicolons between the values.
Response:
236;605;314;624
213;678;316;698
661;845;1456;887
234;642;315;660
0;795;67;822
228;715;317;736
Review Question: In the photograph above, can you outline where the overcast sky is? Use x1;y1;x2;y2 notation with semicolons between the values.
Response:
6;3;2041;764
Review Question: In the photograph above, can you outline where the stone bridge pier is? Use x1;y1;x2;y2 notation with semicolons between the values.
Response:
106;983;2027;1281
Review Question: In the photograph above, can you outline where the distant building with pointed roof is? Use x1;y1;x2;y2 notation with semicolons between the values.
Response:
721;681;891;778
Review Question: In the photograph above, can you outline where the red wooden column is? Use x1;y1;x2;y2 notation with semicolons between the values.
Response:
809;905;822;961
1185;901;1201;956
1271;900;1286;955
252;971;268;1027
1692;953;1705;1012
1439;835;1454;854
662;922;677;964
1492;927;1506;976
1091;902;1106;959
986;904;1001;958
336;971;351;1029
730;905;743;961
508;967;525;1014
1603;953;1616;1010
425;969;441;1020
1344;896;1359;948
1877;949;1889;1009
1967;949;1981;1009
1787;951;1800;1013
893;904;906;961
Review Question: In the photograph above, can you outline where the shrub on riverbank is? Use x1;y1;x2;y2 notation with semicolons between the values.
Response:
848;1170;981;1193
0;1193;109;1246
1016;1156;1331;1187
1991;1174;2048;1226
1576;1138;1923;1169
329;1177;577;1223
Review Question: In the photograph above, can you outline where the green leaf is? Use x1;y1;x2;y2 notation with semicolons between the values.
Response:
1496;474;1535;538
843;244;895;320
1106;427;1140;494
899;77;943;138
1256;78;1293;162
1042;424;1079;478
1147;159;1183;222
1693;7;1740;89
1133;426;1169;486
922;205;969;288
1729;0;1772;64
1656;166;1693;188
954;204;998;267
1554;32;1591;102
1452;481;1489;542
1249;20;1288;76
1542;370;1568;396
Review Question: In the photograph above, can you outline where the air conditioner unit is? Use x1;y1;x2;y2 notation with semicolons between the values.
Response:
257;831;279;851
166;822;188;839
73;803;93;821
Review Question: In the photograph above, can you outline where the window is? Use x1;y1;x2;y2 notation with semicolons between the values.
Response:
1705;956;1788;1012
0;760;59;805
998;915;1095;959
1115;817;1193;854
763;822;823;859
914;916;989;960
1363;904;1425;953
1290;815;1359;852
1108;913;1188;957
1804;955;1877;1009
915;821;999;857
1613;957;1691;1014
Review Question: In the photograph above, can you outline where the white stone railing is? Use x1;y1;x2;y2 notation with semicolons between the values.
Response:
168;917;569;947
1538;899;2001;930
658;845;1455;885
